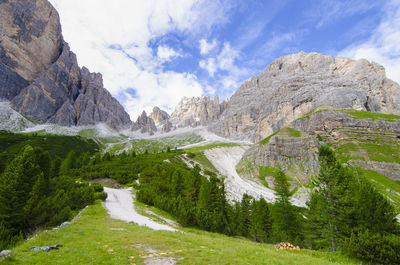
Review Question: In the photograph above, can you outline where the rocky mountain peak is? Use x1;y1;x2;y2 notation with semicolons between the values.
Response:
210;51;400;142
170;95;222;127
150;107;170;126
0;0;132;130
131;110;157;135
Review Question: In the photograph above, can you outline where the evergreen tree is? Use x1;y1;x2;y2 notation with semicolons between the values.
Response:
59;150;77;175
238;194;252;237
307;146;344;251
80;152;91;167
272;169;302;243
355;177;397;234
0;151;9;173
0;146;42;233
249;198;272;242
50;156;62;178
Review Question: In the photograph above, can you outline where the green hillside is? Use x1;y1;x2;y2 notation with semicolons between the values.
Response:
0;203;364;265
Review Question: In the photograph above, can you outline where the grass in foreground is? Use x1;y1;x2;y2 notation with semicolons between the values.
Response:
1;203;364;265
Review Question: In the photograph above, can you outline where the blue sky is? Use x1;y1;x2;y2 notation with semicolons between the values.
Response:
48;0;399;120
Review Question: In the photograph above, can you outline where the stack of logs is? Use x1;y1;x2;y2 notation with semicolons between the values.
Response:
275;242;300;250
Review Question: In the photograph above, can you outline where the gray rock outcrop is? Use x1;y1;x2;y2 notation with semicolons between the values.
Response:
131;111;157;135
210;52;400;142
170;95;222;127
239;109;400;183
149;107;170;126
0;0;132;130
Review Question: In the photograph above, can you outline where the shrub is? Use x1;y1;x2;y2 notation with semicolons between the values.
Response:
95;191;108;201
345;230;400;265
91;182;104;193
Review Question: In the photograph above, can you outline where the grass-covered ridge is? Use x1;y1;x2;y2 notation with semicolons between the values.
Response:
258;127;302;145
105;132;205;154
336;142;400;164
345;110;400;122
183;142;239;153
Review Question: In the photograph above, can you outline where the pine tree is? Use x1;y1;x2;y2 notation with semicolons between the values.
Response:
50;156;62;178
0;146;43;233
249;198;272;242
272;169;302;243
24;174;48;228
355;177;397;234
238;194;252;237
80;152;91;166
196;177;213;229
59;150;77;175
307;146;358;250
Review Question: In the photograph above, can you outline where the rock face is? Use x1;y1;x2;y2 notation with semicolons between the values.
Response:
149;107;170;126
238;130;320;187
211;52;400;142
239;109;400;183
131;111;157;135
0;0;131;130
170;95;222;127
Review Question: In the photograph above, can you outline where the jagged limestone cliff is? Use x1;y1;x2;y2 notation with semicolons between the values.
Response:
0;0;131;130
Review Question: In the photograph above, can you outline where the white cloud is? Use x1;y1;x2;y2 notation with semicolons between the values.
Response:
157;45;181;62
205;85;216;95
199;39;218;55
48;0;234;119
339;0;400;84
199;58;217;76
217;42;240;71
124;71;203;118
308;0;380;29
199;41;249;94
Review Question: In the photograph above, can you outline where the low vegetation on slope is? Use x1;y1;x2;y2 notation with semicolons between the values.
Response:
0;131;99;160
104;132;205;154
0;146;105;250
258;127;302;145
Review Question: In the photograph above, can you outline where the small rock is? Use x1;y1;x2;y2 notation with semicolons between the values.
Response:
0;250;12;259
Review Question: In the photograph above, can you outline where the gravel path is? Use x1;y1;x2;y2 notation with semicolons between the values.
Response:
103;187;177;231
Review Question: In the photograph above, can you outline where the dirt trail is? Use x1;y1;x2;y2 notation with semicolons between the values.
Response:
103;187;177;231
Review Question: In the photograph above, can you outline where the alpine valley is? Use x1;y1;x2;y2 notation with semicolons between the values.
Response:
0;0;400;265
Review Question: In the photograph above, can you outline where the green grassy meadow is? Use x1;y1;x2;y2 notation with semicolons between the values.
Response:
1;202;365;265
